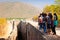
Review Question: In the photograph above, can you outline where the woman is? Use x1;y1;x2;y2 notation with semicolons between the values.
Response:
46;13;52;34
52;13;58;35
38;14;43;30
42;13;47;33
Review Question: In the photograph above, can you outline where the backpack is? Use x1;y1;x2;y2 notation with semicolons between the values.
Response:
54;15;58;26
54;20;58;26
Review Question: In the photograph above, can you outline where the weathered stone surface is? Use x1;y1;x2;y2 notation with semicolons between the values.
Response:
17;21;60;40
17;21;45;40
17;21;27;40
26;23;45;40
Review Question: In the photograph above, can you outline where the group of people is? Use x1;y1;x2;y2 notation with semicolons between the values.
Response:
38;12;58;35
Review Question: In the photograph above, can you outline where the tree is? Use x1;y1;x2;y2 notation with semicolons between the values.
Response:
32;15;38;21
43;5;60;15
55;0;60;4
43;5;51;14
43;0;60;20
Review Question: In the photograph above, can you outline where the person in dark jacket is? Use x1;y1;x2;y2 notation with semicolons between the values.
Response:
46;13;53;34
46;13;52;34
42;13;47;33
52;13;58;35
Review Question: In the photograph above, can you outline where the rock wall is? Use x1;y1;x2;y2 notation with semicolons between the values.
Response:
17;21;45;40
17;21;60;40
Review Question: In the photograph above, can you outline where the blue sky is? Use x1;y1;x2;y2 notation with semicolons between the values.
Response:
0;0;55;9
